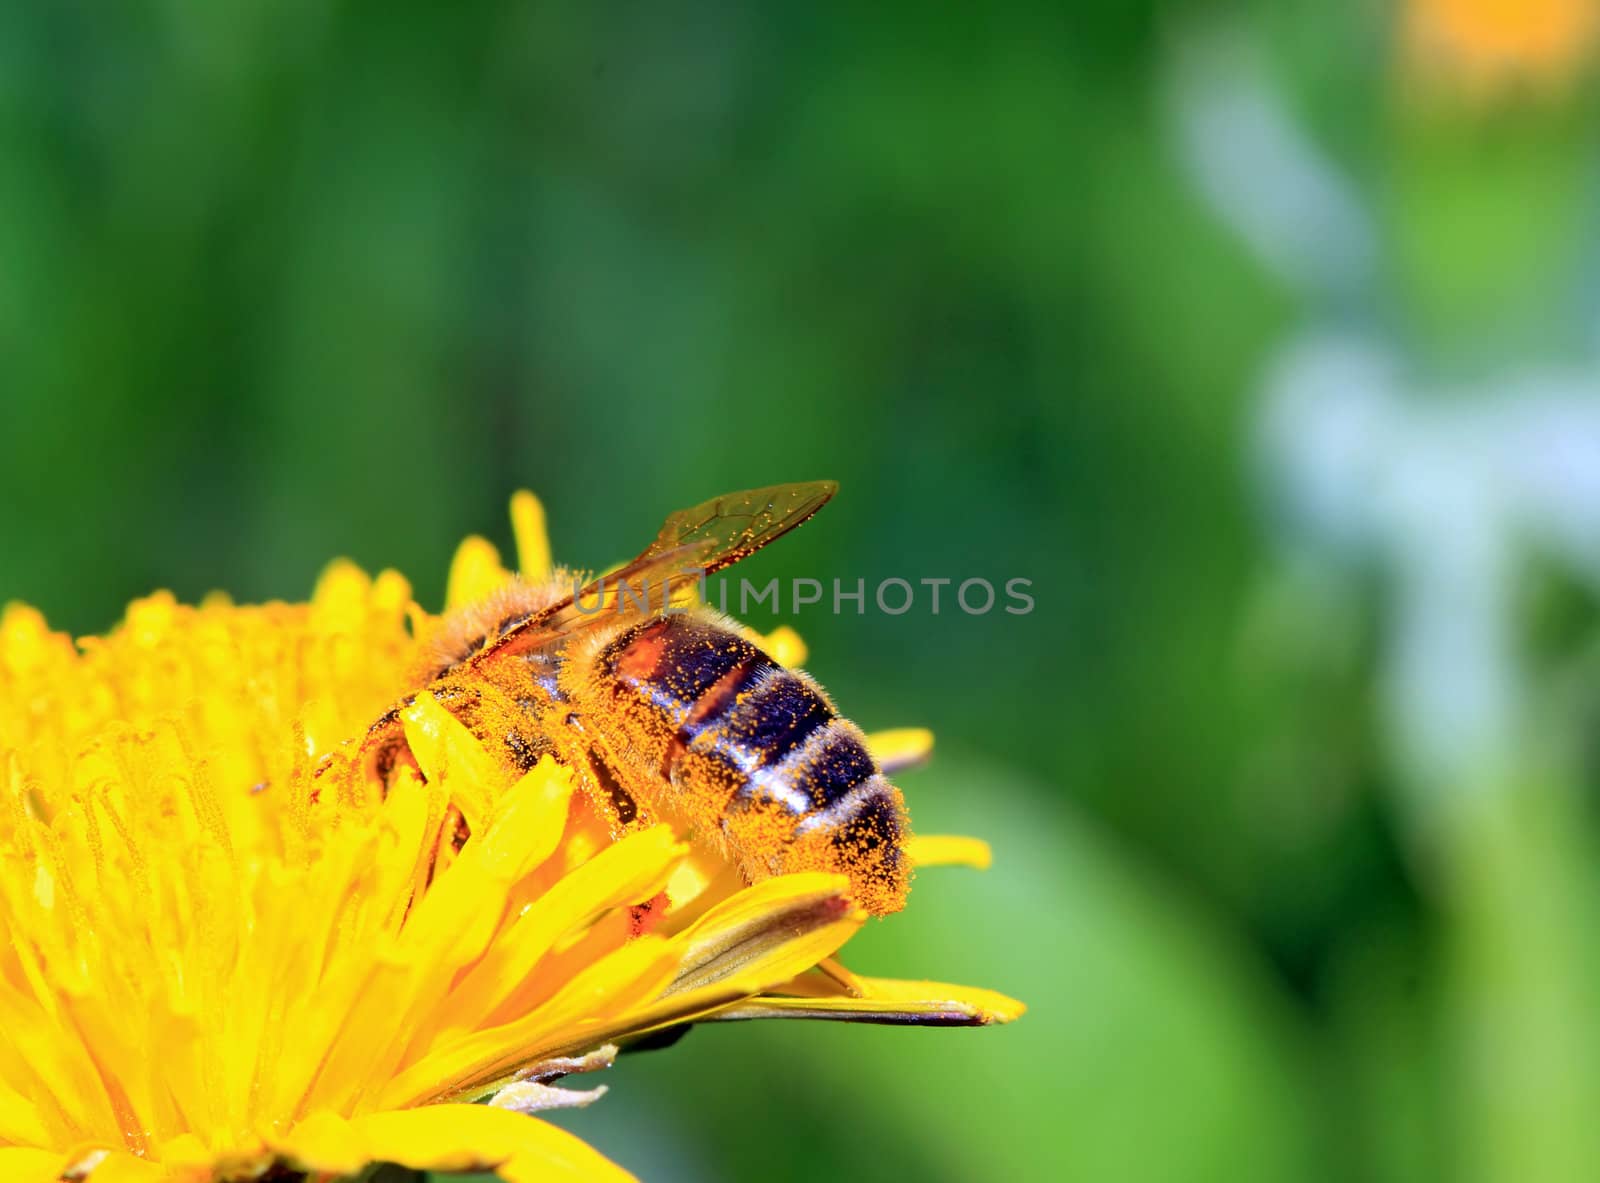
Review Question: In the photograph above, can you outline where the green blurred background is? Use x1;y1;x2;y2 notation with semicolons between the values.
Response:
7;2;1600;1180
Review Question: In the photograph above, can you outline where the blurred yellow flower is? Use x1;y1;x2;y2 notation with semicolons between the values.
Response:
0;495;1019;1182
1403;0;1599;93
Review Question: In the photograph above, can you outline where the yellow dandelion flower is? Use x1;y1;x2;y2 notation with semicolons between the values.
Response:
0;492;1021;1182
1401;0;1600;94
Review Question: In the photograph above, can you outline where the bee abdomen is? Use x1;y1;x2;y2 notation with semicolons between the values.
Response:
596;614;910;913
601;616;841;788
695;666;832;770
753;716;881;811
603;616;767;720
734;712;908;915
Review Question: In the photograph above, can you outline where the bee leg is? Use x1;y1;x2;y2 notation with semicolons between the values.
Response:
369;734;420;790
418;803;472;892
562;742;652;836
445;803;471;853
548;713;654;835
587;747;644;833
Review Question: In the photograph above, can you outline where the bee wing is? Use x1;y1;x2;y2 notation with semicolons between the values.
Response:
474;481;837;663
641;479;839;575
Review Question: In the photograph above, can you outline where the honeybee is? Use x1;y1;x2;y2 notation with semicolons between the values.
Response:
336;482;910;916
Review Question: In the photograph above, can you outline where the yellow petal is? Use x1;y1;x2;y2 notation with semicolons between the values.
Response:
472;757;580;882
439;825;685;1033
510;491;552;581
905;834;992;870
309;559;372;632
394;875;867;1106
400;690;507;833
759;625;807;668
578;876;868;1049
853;974;1027;1020
382;935;684;1108
0;1147;67;1183
82;1150;170;1182
711;975;1026;1026
151;1133;212;1173
123;590;177;648
446;535;510;610
362;1105;636;1182
372;568;414;617
1;602;73;676
274;1104;638;1181
666;872;863;995
748;958;865;999
273;1110;367;1175
0;1083;54;1147
866;727;935;774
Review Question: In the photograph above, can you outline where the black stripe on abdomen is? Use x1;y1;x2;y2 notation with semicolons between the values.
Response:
803;778;906;882
603;617;766;724
682;666;832;777
776;720;876;809
731;717;881;819
604;617;886;826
